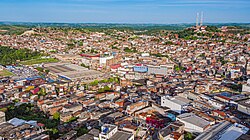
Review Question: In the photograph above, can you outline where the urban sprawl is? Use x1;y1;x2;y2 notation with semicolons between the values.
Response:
0;23;250;140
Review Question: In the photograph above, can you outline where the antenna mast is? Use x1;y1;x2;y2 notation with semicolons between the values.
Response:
200;11;203;26
196;12;199;27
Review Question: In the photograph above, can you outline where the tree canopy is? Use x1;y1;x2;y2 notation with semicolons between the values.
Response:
0;46;42;65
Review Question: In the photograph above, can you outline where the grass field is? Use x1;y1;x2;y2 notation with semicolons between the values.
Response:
0;70;14;77
20;58;59;65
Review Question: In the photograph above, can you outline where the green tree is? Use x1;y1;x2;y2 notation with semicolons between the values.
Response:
53;112;60;120
184;132;194;140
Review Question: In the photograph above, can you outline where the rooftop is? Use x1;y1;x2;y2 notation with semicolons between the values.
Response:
237;98;250;108
195;121;249;140
109;130;133;140
177;113;210;128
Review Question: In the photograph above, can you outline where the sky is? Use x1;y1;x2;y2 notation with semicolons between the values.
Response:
0;0;250;24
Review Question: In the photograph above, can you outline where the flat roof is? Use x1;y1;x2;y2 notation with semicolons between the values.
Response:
172;96;191;105
237;98;250;108
195;121;249;140
109;131;133;140
178;113;210;128
44;62;102;80
76;134;94;140
195;121;232;140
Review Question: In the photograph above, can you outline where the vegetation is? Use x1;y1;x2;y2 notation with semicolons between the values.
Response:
80;63;90;69
184;132;194;140
206;26;220;32
124;47;137;53
76;127;89;137
111;46;119;50
177;29;195;39
4;103;60;139
0;70;14;77
0;25;29;35
89;80;99;86
151;53;169;58
66;116;78;123
20;58;59;65
174;65;186;71
0;46;42;65
218;57;228;65
53;112;60;120
98;86;111;93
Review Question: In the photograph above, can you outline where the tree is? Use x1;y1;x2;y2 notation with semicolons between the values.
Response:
36;67;44;72
45;69;50;74
89;80;99;86
184;132;194;140
53;112;60;120
77;127;89;136
0;46;42;65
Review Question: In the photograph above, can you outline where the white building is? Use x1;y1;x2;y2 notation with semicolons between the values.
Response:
208;99;225;110
161;96;190;114
177;113;210;133
99;56;114;66
147;65;168;75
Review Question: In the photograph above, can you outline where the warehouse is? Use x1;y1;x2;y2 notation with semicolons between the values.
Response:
44;63;103;82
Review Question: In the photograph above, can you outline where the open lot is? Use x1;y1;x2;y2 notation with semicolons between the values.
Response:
0;70;14;77
20;58;59;65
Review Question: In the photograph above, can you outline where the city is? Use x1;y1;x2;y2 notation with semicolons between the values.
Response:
0;0;250;140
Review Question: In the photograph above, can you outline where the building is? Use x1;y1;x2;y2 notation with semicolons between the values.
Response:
62;104;83;113
147;65;168;75
177;113;210;133
99;124;134;140
195;121;249;140
60;111;73;122
133;65;148;73
58;130;77;140
44;63;103;82
242;79;250;92
99;124;118;140
0;111;5;124
246;62;250;75
237;98;250;115
158;121;185;140
126;101;148;115
161;96;190;114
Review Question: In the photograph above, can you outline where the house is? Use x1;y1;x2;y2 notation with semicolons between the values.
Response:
126;101;148;115
208;99;225;110
76;128;100;140
60;111;73;122
158;121;185;140
62;103;82;113
57;130;77;140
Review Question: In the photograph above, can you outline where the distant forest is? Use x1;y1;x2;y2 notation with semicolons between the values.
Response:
0;22;249;35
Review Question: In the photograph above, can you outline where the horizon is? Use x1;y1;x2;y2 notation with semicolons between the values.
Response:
1;21;250;25
0;0;250;24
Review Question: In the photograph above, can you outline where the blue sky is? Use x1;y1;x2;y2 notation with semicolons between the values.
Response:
0;0;250;24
